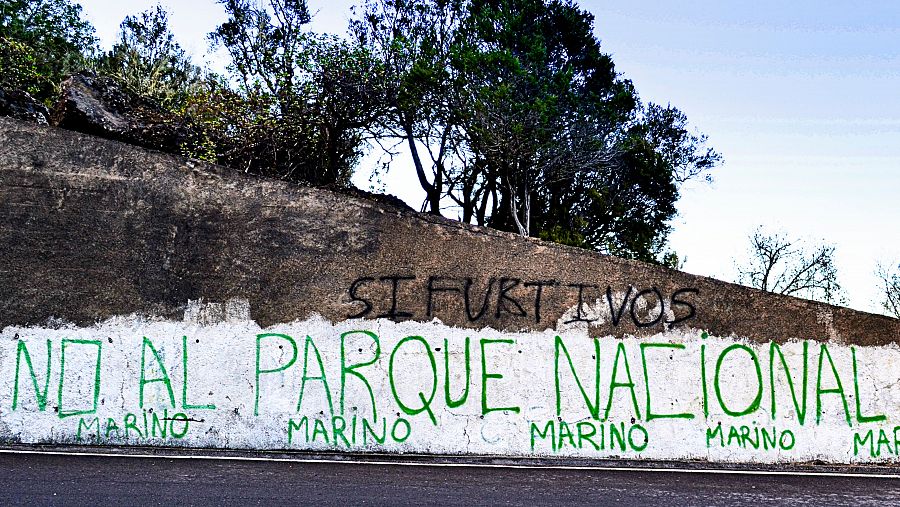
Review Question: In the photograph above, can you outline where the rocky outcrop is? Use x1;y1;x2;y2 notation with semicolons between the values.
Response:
50;71;187;153
45;72;412;212
0;89;49;125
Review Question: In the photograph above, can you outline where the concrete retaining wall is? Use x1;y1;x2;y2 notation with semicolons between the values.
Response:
2;118;899;464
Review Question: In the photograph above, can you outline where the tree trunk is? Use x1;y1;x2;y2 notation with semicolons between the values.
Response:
404;125;441;215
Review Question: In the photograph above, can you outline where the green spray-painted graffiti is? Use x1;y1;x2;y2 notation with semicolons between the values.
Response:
3;328;897;461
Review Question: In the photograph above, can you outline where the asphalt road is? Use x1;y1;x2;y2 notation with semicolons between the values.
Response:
2;452;900;506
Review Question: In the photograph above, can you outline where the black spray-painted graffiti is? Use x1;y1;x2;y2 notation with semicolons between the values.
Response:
347;275;699;328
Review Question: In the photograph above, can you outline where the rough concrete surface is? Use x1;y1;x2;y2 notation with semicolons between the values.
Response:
1;118;898;344
2;117;900;466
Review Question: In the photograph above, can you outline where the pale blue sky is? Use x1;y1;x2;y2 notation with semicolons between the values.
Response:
78;0;900;314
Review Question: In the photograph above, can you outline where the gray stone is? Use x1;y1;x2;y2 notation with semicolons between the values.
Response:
50;71;187;153
0;89;49;125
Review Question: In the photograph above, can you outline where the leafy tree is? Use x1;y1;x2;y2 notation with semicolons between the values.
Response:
453;0;615;236
537;103;718;259
0;35;41;95
736;228;845;304
351;0;466;215
354;0;720;262
298;35;391;182
876;263;900;318
211;0;311;109
455;0;721;261
0;0;97;102
97;5;202;107
208;0;388;185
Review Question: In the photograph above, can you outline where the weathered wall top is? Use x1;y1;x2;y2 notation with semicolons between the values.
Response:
1;117;897;345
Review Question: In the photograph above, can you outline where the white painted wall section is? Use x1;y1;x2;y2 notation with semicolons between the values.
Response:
1;307;898;464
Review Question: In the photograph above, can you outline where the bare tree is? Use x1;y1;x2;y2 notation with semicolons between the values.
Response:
736;228;845;304
876;263;900;318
